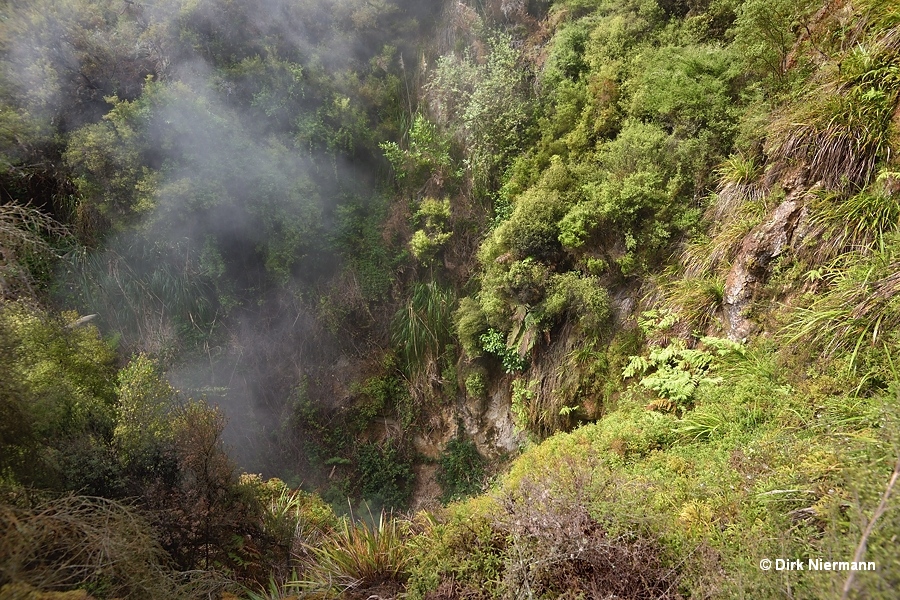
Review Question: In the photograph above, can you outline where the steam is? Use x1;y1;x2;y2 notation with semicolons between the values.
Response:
2;0;438;476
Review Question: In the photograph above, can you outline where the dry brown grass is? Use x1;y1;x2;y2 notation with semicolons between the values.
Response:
767;0;900;195
0;494;229;599
494;468;685;599
0;203;69;301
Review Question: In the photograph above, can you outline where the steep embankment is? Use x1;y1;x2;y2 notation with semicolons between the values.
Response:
392;0;900;598
1;0;899;598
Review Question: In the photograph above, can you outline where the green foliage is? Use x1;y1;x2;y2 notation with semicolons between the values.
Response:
300;510;413;596
479;328;527;374
436;438;485;503
454;297;488;359
351;369;410;431
538;272;611;333
64;91;155;233
510;378;537;434
114;354;177;467
464;370;488;399
559;121;690;265
405;496;503;599
491;188;569;262
408;198;453;264
238;474;337;573
392;282;455;373
333;197;396;302
0;301;118;489
806;170;900;262
624;336;743;412
784;243;900;368
380;114;454;189
717;153;763;186
356;440;413;509
428;32;536;196
627;44;737;142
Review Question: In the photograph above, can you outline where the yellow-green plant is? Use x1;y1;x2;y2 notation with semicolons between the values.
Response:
784;248;900;367
299;510;413;595
624;336;744;412
409;197;453;264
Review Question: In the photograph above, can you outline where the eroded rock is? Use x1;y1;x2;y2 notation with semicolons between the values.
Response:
723;197;807;341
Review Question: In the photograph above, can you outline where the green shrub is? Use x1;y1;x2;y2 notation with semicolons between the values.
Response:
494;188;568;261
538;272;611;333
114;354;177;468
501;258;550;306
436;438;485;502
380;113;453;189
356;440;414;509
409;198;453;264
238;475;336;571
454;297;488;359
464;370;488;399
480;328;527;374
0;302;117;489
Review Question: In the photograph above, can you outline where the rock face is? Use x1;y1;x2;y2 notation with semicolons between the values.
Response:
411;376;521;462
723;196;807;341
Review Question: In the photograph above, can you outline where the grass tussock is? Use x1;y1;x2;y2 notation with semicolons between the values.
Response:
0;203;70;301
707;154;768;223
683;199;768;277
391;282;455;373
0;494;224;599
783;249;900;364
768;6;900;193
803;169;900;263
663;275;726;336
299;510;414;596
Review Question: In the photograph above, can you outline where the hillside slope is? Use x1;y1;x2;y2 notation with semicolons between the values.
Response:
1;0;899;598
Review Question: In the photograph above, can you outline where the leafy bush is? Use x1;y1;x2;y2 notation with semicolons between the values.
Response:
444;32;535;195
114;354;177;468
538;272;611;333
493;188;569;262
479;328;527;374
409;198;453;264
436;438;485;503
0;301;118;489
464;370;488;399
380;114;454;189
454;297;488;359
356;440;414;509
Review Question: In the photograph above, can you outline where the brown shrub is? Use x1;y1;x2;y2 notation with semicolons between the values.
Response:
494;469;685;599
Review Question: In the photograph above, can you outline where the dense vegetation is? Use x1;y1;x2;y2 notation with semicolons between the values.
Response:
2;0;900;598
